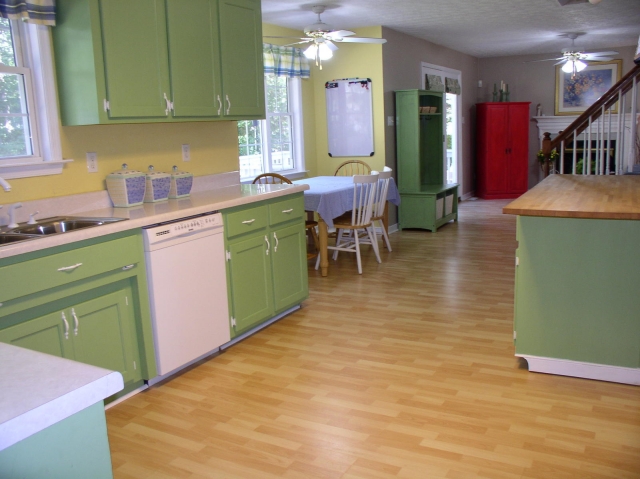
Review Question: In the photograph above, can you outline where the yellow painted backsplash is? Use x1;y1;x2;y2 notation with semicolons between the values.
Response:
5;121;240;202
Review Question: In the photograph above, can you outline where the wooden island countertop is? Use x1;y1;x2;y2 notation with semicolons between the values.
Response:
503;174;640;220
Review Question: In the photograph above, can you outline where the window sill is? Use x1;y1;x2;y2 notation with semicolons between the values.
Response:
0;159;73;179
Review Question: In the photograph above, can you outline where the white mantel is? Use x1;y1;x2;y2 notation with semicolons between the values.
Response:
533;114;640;144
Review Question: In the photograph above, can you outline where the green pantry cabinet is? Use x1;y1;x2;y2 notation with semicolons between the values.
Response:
395;89;458;232
0;231;157;399
224;194;309;337
53;0;265;125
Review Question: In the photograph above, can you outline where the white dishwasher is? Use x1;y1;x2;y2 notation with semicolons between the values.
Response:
143;212;230;377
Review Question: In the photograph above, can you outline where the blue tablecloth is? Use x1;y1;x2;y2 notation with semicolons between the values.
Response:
293;176;401;228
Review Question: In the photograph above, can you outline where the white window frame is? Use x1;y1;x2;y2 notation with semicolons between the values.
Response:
239;75;305;183
0;19;68;179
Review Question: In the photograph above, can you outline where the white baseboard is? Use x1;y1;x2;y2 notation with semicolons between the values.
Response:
518;354;640;385
460;191;475;201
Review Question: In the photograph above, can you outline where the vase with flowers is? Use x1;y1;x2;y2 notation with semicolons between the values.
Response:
537;149;560;177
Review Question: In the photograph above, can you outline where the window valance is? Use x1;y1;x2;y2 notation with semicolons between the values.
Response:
424;74;444;92
445;77;461;95
263;43;310;78
0;0;55;25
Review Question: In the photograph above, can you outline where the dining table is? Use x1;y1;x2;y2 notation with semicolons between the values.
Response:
293;175;401;276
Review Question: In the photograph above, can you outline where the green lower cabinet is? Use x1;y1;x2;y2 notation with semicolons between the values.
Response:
0;310;73;359
271;223;308;311
227;233;274;335
224;194;309;338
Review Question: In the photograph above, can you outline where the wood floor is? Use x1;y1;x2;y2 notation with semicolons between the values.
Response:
106;199;640;479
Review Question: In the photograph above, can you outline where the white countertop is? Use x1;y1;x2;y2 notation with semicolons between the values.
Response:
0;343;124;451
0;182;308;259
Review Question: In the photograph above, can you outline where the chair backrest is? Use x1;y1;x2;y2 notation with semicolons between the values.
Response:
373;168;393;218
252;173;292;185
350;173;379;226
334;160;371;176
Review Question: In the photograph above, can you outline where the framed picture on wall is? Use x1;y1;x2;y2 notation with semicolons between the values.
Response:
555;60;622;115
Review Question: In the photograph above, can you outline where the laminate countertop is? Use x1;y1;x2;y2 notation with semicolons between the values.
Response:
503;175;640;220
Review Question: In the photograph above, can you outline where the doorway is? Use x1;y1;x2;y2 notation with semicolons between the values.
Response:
421;63;462;194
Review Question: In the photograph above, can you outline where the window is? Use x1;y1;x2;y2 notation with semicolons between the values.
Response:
238;75;304;182
0;17;63;178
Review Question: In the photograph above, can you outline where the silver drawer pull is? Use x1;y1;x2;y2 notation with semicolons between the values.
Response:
58;263;82;272
242;219;256;224
282;208;294;214
122;264;135;271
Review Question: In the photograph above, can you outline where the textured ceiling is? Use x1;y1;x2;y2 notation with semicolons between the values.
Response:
260;0;640;58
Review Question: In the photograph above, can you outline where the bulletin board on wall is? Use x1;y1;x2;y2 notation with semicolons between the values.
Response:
325;78;374;157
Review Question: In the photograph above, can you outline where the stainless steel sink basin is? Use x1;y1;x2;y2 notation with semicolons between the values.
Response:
8;216;127;236
0;233;40;245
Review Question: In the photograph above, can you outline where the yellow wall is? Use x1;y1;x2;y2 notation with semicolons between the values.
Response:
7;117;240;203
308;26;386;176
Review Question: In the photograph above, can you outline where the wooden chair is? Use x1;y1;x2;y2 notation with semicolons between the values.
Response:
252;173;291;185
316;173;380;274
252;173;319;259
368;167;393;252
333;160;371;176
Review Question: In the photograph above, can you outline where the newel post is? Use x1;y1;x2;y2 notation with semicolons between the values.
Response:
541;132;552;177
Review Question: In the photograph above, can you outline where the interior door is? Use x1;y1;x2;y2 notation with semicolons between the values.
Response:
485;104;509;194
507;104;530;193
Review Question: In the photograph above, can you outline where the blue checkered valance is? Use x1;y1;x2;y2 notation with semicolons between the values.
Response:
263;43;310;79
0;0;55;25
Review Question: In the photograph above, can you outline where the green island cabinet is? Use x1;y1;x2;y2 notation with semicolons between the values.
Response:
223;194;309;337
0;231;157;400
395;89;458;232
52;0;265;125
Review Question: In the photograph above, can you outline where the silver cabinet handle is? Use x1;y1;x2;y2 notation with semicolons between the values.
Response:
264;235;270;255
225;94;231;115
61;311;69;339
217;94;222;116
71;308;79;336
241;219;256;224
122;264;135;271
163;92;173;115
282;208;293;214
58;263;82;272
273;232;279;252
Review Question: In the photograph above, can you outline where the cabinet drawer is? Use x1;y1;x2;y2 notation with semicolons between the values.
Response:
225;204;268;239
0;235;140;303
268;196;304;227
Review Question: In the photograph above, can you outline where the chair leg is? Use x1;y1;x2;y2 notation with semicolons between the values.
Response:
379;219;392;252
333;229;343;261
367;226;382;263
354;229;362;274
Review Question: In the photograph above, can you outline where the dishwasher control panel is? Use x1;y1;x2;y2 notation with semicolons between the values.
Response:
143;212;222;248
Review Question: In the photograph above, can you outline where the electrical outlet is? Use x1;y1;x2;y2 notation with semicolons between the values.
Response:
86;152;98;172
182;144;190;161
387;116;394;126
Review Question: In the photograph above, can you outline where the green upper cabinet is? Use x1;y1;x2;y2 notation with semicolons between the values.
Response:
218;0;265;119
100;0;171;119
53;0;264;125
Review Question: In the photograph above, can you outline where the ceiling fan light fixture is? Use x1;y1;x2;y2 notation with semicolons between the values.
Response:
561;61;574;73
318;43;333;60
303;44;317;60
574;59;587;72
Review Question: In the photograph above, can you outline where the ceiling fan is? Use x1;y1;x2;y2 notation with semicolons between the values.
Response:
264;5;387;69
527;33;618;78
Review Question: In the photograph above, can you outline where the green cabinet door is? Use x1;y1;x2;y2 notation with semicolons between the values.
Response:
271;223;308;312
166;0;222;118
99;0;171;118
71;288;141;384
219;0;265;119
0;311;74;359
228;234;274;336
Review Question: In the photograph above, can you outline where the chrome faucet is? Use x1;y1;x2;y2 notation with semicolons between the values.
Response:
0;176;11;192
8;203;22;228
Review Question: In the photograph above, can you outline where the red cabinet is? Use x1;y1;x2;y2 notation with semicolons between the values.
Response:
476;102;530;199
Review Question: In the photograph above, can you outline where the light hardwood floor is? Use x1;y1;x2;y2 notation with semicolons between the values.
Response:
106;199;640;479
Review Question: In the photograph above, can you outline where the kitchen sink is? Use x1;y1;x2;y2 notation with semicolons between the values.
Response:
8;216;127;236
0;233;40;245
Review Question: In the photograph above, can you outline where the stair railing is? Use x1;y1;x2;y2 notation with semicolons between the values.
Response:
542;63;640;175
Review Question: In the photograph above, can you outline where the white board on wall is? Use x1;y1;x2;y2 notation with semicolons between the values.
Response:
325;78;374;157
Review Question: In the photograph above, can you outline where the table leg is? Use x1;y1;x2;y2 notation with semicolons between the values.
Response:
318;216;329;277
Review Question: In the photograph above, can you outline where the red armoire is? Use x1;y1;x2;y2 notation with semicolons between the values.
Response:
476;102;530;199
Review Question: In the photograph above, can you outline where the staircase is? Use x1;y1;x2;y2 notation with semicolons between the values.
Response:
542;63;640;175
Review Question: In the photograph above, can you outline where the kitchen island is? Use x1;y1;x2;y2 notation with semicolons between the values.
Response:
503;175;640;385
0;343;123;478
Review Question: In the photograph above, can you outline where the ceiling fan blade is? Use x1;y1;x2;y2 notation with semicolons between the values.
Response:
524;57;565;63
585;57;614;62
283;41;313;47
584;51;619;57
324;40;339;51
263;36;308;40
336;37;387;44
326;30;355;39
554;60;567;66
